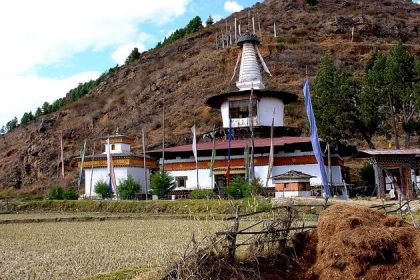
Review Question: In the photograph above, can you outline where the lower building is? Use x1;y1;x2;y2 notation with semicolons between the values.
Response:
148;136;345;197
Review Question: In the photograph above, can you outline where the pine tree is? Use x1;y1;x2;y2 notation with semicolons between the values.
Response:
125;47;141;64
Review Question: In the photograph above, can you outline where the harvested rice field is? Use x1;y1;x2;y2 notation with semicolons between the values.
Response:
0;217;227;280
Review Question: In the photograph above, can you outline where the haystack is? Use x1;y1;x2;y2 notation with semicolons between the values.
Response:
312;203;420;280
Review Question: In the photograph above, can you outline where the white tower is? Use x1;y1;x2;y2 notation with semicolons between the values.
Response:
206;33;297;130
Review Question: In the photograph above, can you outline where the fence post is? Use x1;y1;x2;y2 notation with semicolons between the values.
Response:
227;206;240;263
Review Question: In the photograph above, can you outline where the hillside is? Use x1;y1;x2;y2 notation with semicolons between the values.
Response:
0;0;419;193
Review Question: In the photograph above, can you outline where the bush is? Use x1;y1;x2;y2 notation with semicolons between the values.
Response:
191;189;217;199
150;171;175;198
94;180;112;199
359;163;375;187
118;175;140;200
48;186;64;200
63;187;79;200
250;177;263;196
226;177;251;199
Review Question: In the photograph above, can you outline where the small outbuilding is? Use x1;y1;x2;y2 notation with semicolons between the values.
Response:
272;170;314;198
358;149;420;200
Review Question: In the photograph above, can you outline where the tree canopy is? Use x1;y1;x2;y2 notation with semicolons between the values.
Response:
312;43;419;149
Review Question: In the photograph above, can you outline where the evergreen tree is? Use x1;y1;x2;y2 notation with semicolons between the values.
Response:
5;117;18;132
185;16;203;34
118;175;140;200
312;56;380;148
35;107;42;117
125;47;141;64
42;102;51;114
384;42;418;147
150;171;175;198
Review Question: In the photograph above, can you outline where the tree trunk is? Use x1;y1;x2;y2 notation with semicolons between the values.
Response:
404;131;411;148
388;93;400;149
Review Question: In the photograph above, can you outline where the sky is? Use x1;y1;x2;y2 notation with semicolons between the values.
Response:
0;0;258;127
1;0;419;128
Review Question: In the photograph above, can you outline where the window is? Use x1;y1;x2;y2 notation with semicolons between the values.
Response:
229;99;257;119
175;176;187;188
111;144;115;151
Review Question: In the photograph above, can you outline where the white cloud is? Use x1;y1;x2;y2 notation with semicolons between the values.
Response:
224;0;244;13
0;0;190;126
0;71;101;126
212;15;223;23
111;43;146;65
0;0;190;76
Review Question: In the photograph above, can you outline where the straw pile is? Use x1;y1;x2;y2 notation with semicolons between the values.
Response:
310;203;420;280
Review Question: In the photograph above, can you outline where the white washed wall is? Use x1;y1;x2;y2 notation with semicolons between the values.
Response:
257;97;284;126
84;166;149;197
167;163;343;190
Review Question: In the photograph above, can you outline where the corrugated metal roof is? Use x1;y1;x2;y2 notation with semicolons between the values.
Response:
148;137;312;154
359;149;420;156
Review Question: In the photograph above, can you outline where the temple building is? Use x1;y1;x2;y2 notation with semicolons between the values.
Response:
148;33;345;197
78;134;156;198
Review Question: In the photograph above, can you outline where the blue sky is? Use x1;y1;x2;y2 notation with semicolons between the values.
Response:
0;0;258;127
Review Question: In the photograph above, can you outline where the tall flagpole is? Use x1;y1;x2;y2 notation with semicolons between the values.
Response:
142;128;148;200
89;141;96;198
162;100;165;173
249;86;255;181
60;133;65;184
265;108;275;187
77;139;87;196
192;124;199;189
210;125;216;189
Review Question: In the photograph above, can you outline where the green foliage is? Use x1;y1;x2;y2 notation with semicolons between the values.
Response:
190;189;217;199
125;48;141;64
363;43;419;147
250;177;263;196
5;117;18;132
48;186;64;200
226;176;251;199
359;163;375;187
63;186;79;200
35;107;42;117
118;175;140;200
20;111;35;126
150;171;175;198
94;180;112;199
155;16;203;49
313;56;366;147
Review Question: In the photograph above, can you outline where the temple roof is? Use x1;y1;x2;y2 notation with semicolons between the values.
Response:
148;136;312;154
205;89;298;108
271;170;314;180
358;149;420;157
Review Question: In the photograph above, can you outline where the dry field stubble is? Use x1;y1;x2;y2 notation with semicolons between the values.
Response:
0;218;226;280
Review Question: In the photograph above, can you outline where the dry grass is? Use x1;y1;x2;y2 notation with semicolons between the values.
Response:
0;218;226;280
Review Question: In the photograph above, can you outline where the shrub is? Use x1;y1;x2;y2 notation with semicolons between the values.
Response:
63;186;78;200
190;189;217;199
118;175;140;200
48;186;64;200
359;163;375;186
94;180;112;199
150;171;175;198
226;177;251;199
250;177;263;196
